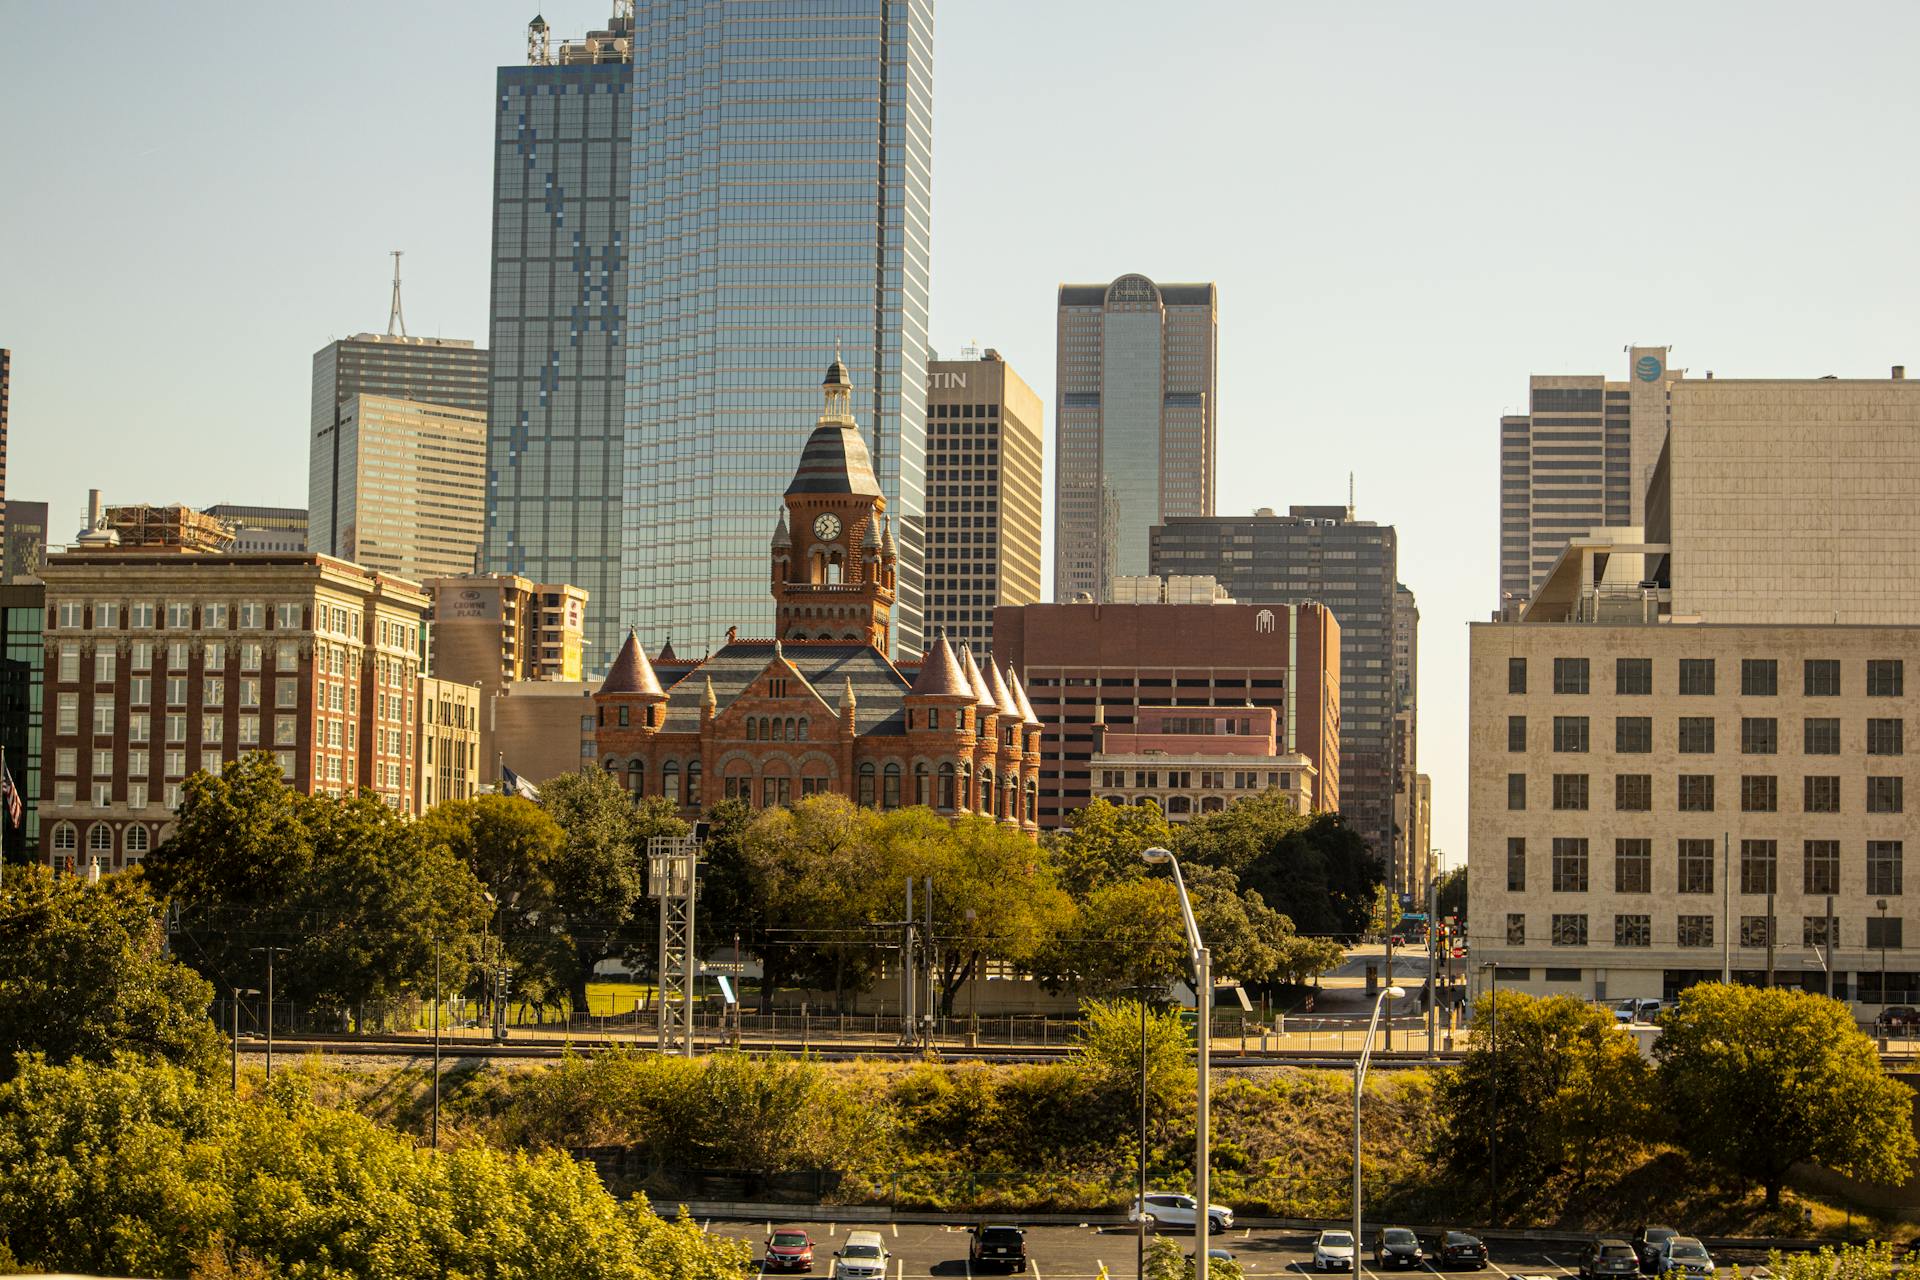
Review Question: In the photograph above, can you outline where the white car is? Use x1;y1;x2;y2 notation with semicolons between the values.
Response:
832;1232;890;1280
1128;1193;1235;1232
1314;1230;1357;1273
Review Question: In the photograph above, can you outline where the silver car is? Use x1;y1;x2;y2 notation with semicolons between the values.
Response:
1658;1238;1716;1278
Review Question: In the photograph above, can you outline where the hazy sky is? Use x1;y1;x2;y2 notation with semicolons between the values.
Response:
5;1;1918;864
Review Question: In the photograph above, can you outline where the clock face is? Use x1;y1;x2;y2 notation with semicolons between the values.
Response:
813;513;842;541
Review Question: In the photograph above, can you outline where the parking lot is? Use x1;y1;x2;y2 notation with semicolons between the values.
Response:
704;1220;1777;1280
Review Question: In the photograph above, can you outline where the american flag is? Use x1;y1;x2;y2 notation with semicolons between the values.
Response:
0;766;20;828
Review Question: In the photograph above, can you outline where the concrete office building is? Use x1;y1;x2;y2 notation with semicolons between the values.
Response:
1470;366;1920;1011
1498;346;1679;614
417;676;482;810
423;571;588;771
309;395;487;580
0;581;45;864
924;351;1043;653
3;500;49;582
1151;505;1402;861
1090;705;1318;820
205;505;309;554
994;600;1338;829
1054;277;1218;603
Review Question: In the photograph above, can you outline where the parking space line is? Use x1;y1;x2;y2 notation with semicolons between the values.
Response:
1030;1259;1044;1280
892;1224;899;1238
1485;1262;1515;1279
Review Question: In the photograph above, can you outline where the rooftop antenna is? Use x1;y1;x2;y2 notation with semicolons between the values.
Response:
1347;471;1355;521
387;251;407;338
527;14;551;65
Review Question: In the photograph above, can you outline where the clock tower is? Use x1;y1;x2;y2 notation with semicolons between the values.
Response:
771;357;897;647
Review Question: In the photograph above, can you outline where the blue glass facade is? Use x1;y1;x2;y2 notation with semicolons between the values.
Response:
485;58;632;669
621;0;932;660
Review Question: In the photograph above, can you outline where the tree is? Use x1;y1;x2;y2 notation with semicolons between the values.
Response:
1186;866;1342;989
1433;866;1467;922
1034;877;1189;998
1071;997;1193;1112
1044;798;1172;899
0;867;222;1081
1174;794;1383;938
1435;990;1653;1196
737;795;889;1008
1655;983;1918;1207
420;793;567;1006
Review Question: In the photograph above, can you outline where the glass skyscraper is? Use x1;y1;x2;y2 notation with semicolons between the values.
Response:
620;0;933;660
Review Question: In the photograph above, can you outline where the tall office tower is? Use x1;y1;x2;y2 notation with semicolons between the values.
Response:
484;12;632;674
1151;505;1401;859
924;350;1042;653
1390;582;1420;895
205;505;309;554
1054;276;1217;603
619;0;934;662
2;500;48;582
1498;346;1678;613
307;394;487;581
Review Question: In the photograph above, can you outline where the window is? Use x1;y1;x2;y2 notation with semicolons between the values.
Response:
1869;776;1905;814
1615;839;1652;893
1553;658;1589;694
1507;715;1527;752
1616;657;1652;696
1869;841;1904;896
1740;840;1778;895
93;748;112;776
129;602;155;628
167;642;188;671
94;601;120;630
1804;775;1841;813
1508;658;1527;694
203;602;229;629
95;650;117;684
240;642;262;672
1868;659;1905;697
1677;916;1714;948
56;601;84;629
1677;839;1715;893
1742;659;1778;697
274;716;296;746
1805;659;1840;697
201;717;224;745
1741;775;1778;812
856;762;876;808
1615;915;1651;947
882;762;900;810
93;703;115;736
238;716;260;747
203;678;224;707
1615;716;1652;753
1804;840;1841;895
131;641;151;671
1551;837;1589;892
1741;915;1774;948
1678;774;1715;812
1615;774;1652;811
1678;717;1715;754
275;602;302;629
277;642;298;672
54;749;76;777
57;693;77;734
1507;773;1526;810
1678;658;1715;696
50;823;76;853
57;645;78;683
1803;915;1837;949
914;762;930;807
129;676;150;706
937;763;956;810
1506;837;1526;891
1552;774;1589;810
164;715;186;744
126;825;150;855
1506;914;1527;945
1742;717;1778;755
1869;719;1905;756
1804;718;1841;755
166;602;193;629
1550;914;1588;947
1868;917;1904;950
1553;716;1589;752
238;602;263;629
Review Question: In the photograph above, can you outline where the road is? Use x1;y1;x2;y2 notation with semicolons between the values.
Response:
701;1220;1778;1280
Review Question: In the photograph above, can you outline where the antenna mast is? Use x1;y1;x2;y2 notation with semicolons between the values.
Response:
387;250;407;338
1347;471;1355;520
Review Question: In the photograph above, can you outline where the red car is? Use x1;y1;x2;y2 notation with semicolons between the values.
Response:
767;1228;815;1272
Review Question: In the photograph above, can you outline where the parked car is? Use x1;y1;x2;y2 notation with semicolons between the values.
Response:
969;1225;1027;1272
1375;1228;1424;1269
1656;1238;1716;1278
1879;1006;1920;1033
766;1228;815;1273
1614;998;1663;1024
1631;1227;1679;1275
1129;1193;1235;1232
1580;1240;1640;1280
832;1232;890;1280
1429;1231;1489;1270
1314;1230;1357;1272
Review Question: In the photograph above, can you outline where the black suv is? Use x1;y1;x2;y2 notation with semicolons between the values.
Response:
1430;1232;1488;1270
1375;1228;1424;1269
1631;1228;1678;1275
969;1226;1027;1272
1581;1241;1640;1280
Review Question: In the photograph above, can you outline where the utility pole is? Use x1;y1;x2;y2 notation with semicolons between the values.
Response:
1426;877;1438;1057
923;875;936;1046
1383;931;1394;1050
1766;876;1776;987
649;832;700;1057
249;946;288;1078
901;877;915;1045
1826;894;1837;999
231;989;240;1091
1720;832;1731;983
431;938;441;1150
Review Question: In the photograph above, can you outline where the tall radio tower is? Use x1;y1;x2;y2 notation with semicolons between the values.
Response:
386;250;406;338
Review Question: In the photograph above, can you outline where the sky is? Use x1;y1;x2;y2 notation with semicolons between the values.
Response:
4;1;1919;866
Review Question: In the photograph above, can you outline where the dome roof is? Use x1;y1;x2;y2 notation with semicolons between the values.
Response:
823;357;851;387
785;421;882;497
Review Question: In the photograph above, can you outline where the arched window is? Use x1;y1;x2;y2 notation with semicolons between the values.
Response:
662;760;681;806
980;770;995;817
914;762;930;807
1025;780;1038;824
883;762;901;810
783;718;795;741
627;758;645;796
51;822;77;852
746;718;758;741
797;717;809;742
857;761;876;808
772;717;785;742
89;825;115;855
1200;796;1226;813
937;763;956;811
1104;795;1129;806
686;760;703;807
1168;795;1193;815
602;756;619;774
125;825;151;856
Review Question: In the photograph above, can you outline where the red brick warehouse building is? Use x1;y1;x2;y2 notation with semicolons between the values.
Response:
993;600;1340;829
592;360;1045;832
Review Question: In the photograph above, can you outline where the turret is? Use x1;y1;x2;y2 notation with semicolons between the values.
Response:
597;627;668;731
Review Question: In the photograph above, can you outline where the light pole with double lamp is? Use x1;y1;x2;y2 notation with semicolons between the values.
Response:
1352;983;1406;1263
1142;846;1212;1280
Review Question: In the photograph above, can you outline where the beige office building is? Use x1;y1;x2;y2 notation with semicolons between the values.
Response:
423;572;589;776
924;350;1043;653
308;394;487;581
1054;276;1217;602
417;676;482;810
1470;367;1920;1012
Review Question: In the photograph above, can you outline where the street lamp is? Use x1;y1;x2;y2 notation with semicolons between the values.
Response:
1352;984;1406;1261
1141;846;1211;1280
1879;898;1890;1014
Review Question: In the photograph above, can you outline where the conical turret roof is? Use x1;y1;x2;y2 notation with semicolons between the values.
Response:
959;644;998;713
770;510;792;548
910;633;970;697
598;627;665;698
1008;665;1041;726
985;658;1020;720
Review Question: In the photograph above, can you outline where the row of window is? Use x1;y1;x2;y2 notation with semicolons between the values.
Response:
1520;714;1906;755
55;600;305;632
1503;835;1903;896
1509;772;1905;813
1505;911;1894;950
55;641;301;681
1097;768;1288;789
1513;656;1905;698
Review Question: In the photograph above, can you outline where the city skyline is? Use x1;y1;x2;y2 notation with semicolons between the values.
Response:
8;1;1920;863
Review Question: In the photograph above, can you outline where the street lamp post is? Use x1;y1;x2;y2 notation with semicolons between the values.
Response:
1142;847;1210;1280
1879;898;1891;1014
1352;984;1406;1262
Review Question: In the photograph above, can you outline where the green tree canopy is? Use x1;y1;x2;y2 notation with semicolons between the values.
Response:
1034;876;1190;998
0;866;222;1081
1654;983;1918;1206
1043;798;1173;899
1071;997;1193;1113
1173;794;1382;938
737;794;889;1006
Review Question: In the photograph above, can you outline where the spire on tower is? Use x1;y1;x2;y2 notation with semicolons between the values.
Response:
387;250;407;338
